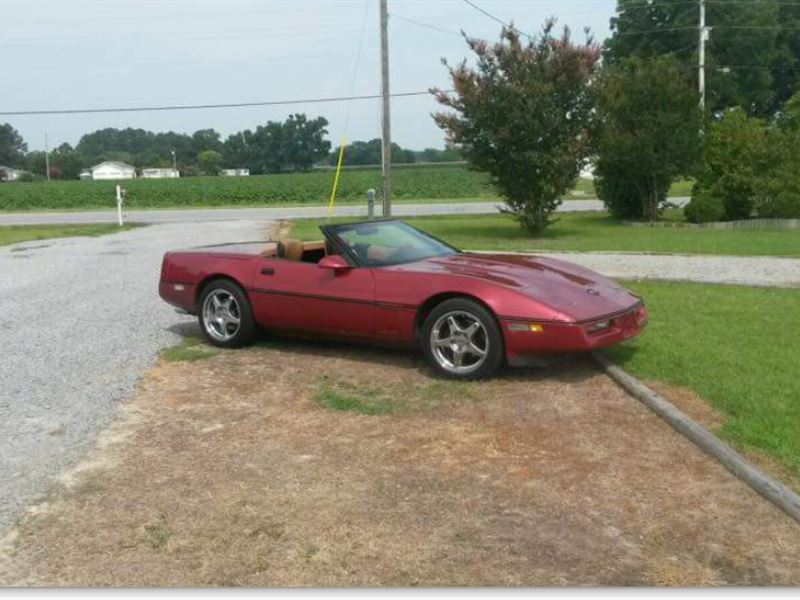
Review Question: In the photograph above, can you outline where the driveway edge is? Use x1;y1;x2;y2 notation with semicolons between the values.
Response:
592;351;800;525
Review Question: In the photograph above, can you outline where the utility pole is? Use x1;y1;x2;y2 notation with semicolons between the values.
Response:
171;148;177;172
699;0;707;110
44;132;50;181
379;0;392;217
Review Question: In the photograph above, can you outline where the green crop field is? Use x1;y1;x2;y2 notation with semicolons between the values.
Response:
0;165;496;211
0;164;691;212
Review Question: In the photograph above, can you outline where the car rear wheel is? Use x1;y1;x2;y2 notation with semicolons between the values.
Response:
422;298;504;379
198;279;257;348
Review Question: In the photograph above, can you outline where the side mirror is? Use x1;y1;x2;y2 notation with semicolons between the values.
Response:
318;254;351;271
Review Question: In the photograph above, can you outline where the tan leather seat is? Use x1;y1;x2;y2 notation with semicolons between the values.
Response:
260;242;279;258
281;239;304;261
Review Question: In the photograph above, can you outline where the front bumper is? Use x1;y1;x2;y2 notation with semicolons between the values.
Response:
502;304;648;367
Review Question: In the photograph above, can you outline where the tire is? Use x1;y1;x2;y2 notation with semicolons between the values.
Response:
197;279;257;348
421;297;504;380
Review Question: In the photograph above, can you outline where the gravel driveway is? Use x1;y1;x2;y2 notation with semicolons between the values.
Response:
0;220;270;534
536;252;800;288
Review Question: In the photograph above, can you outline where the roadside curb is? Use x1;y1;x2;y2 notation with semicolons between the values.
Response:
592;351;800;525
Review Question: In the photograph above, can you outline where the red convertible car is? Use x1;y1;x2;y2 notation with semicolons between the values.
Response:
159;219;647;379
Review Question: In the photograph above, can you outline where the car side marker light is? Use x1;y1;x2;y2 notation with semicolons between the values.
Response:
508;322;544;333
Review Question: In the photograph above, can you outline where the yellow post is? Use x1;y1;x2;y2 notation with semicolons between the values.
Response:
328;138;347;215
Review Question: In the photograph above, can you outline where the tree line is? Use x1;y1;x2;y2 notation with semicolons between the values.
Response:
434;0;800;232
0;116;460;181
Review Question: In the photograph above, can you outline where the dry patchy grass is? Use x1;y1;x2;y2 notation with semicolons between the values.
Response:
2;336;800;586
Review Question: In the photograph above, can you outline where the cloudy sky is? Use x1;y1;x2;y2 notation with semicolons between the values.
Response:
3;0;616;151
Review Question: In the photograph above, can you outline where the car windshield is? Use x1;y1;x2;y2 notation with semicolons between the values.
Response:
326;220;459;267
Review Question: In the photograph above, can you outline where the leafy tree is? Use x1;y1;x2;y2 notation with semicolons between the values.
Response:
779;88;800;130
25;151;48;177
197;149;223;175
0;123;27;166
328;138;416;166
592;56;702;221
605;0;797;117
191;128;223;154
76;127;194;168
434;24;600;233
50;143;85;180
224;114;331;174
693;107;800;220
415;146;462;163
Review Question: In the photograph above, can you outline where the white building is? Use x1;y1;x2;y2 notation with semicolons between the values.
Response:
221;168;250;177
141;167;180;179
89;161;136;180
0;165;25;182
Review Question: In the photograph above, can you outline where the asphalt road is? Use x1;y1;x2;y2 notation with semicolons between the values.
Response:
0;219;270;535
0;198;690;225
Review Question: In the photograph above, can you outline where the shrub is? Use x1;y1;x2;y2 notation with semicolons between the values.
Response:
594;166;671;220
592;56;702;221
758;190;800;218
697;108;800;220
685;184;725;223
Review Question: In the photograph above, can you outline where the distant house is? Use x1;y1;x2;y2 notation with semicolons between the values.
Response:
221;168;250;177
88;161;136;180
0;165;26;182
141;167;180;179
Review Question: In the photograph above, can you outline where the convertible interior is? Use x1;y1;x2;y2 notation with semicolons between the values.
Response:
260;239;328;264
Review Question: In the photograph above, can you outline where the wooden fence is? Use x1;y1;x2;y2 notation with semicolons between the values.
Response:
628;218;800;230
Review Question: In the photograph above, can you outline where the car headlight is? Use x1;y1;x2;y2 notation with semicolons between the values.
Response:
587;319;612;333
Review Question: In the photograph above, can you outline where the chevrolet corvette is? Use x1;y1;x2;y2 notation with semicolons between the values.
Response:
159;219;647;379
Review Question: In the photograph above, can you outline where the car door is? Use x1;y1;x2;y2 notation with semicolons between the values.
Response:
250;255;376;341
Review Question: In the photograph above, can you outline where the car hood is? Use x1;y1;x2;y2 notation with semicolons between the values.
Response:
414;252;641;322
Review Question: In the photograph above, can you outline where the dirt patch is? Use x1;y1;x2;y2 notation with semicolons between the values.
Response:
2;336;800;586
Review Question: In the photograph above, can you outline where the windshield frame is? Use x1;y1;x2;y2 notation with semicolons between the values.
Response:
320;219;461;268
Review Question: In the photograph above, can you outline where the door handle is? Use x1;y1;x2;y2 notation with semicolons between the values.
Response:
260;267;275;275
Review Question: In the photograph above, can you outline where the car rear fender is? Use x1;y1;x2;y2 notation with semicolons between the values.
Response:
195;273;249;310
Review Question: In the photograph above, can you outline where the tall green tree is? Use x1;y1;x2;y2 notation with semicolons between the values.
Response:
328;138;416;166
0;123;27;167
592;56;702;221
605;0;797;116
434;24;600;233
50;143;85;180
191;129;223;154
224;114;331;174
197;149;223;175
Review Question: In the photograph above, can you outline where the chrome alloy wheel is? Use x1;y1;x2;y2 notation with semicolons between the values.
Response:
202;289;242;342
430;310;489;375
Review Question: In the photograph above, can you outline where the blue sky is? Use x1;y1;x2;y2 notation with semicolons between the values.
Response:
3;0;616;151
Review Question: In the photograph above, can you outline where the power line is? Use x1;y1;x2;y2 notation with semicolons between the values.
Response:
391;13;462;37
615;26;698;36
461;0;534;41
0;91;441;117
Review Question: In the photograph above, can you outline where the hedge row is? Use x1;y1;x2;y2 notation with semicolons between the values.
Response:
0;165;496;211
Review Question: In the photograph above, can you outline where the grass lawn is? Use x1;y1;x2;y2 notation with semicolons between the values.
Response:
605;280;800;479
290;211;800;257
0;223;140;246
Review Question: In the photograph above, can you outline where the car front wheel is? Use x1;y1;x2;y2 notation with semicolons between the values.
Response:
422;298;504;379
197;279;257;348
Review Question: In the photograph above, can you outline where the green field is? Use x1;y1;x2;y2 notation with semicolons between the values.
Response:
605;281;800;480
0;223;139;246
0;164;692;212
0;165;495;211
290;211;800;257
